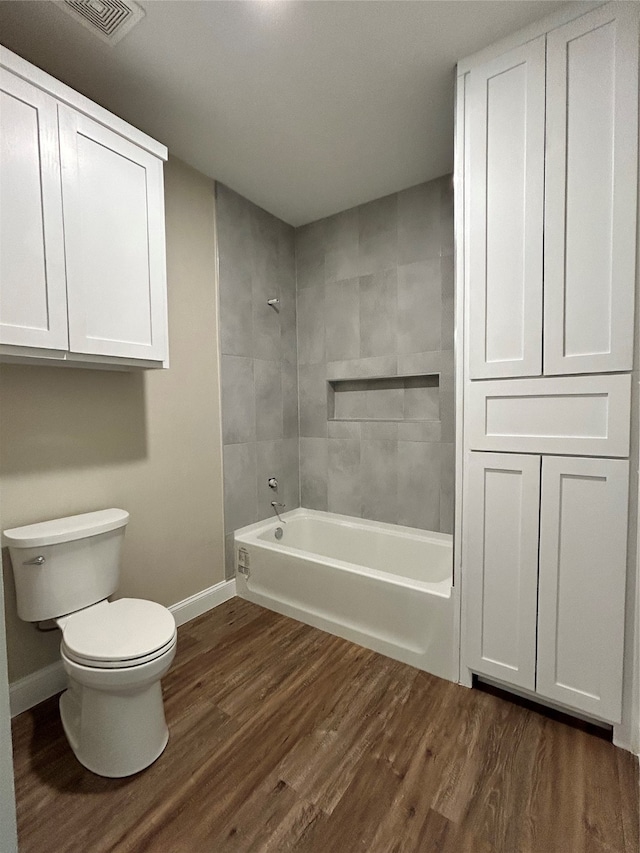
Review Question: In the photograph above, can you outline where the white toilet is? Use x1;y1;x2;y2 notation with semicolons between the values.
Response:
4;508;177;778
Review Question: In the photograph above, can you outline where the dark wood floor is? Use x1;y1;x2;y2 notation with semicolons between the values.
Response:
11;598;639;852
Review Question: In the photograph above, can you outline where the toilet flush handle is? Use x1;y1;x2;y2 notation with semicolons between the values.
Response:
23;555;45;565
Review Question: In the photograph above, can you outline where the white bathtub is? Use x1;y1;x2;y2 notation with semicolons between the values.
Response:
234;508;455;681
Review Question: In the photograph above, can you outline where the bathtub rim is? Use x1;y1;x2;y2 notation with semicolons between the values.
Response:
234;507;452;599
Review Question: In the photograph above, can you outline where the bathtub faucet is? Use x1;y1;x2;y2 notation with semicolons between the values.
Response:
270;501;286;524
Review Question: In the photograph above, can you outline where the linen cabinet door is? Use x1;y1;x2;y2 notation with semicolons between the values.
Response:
537;456;629;723
0;70;68;350
59;106;167;362
467;37;545;379
544;4;638;375
463;452;540;689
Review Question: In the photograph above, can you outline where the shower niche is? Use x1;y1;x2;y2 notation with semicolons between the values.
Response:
328;374;440;423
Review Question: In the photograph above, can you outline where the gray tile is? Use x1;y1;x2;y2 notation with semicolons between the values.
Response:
325;207;359;282
224;533;236;580
296;252;325;292
255;359;283;441
358;193;398;275
279;283;298;367
252;274;281;361
397;421;441;442
221;355;255;445
441;255;455;351
440;174;454;258
282;362;299;439
295;220;325;291
333;387;366;421
328;439;362;517
403;383;439;421
397;180;441;265
365;387;403;420
397;350;442;376
223;442;257;533
361;421;398;440
215;183;252;279
359;270;397;358
295;219;325;261
397;259;442;354
397;441;440;531
250;204;280;284
297;286;325;365
281;437;301;511
299;364;328;438
361;440;398;524
440;442;455;535
440;349;455;378
300;437;328;511
326;355;397;380
328;420;362;439
256;439;283;521
439;374;456;443
325;278;360;361
218;259;253;357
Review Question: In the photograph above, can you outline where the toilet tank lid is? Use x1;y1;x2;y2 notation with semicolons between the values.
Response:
3;509;129;548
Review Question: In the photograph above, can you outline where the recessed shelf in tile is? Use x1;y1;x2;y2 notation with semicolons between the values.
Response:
328;373;440;423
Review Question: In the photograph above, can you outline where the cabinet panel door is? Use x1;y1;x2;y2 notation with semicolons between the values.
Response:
537;456;628;723
59;106;167;361
544;5;638;375
468;37;545;379
0;70;68;349
464;452;540;689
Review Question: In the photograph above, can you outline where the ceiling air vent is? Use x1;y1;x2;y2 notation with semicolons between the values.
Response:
57;0;145;45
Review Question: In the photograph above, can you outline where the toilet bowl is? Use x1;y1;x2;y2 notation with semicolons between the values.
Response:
4;509;177;778
56;598;177;777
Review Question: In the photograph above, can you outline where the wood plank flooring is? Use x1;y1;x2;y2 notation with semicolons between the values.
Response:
11;598;639;852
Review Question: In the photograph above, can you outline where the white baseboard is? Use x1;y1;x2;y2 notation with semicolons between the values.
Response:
9;579;237;717
10;660;66;718
169;578;236;627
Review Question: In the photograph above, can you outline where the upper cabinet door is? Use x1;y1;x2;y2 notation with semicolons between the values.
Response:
0;70;68;350
463;451;541;689
537;456;629;723
544;5;638;375
468;37;545;380
59;106;168;362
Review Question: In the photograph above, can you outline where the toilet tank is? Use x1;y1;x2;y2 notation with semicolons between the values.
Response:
3;509;129;622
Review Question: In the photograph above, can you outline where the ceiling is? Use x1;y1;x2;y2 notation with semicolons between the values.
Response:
0;0;569;225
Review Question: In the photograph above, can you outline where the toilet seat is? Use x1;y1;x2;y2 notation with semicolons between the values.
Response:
59;598;176;670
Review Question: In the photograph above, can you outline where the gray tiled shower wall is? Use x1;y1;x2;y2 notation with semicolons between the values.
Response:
296;176;454;533
217;175;454;577
216;184;300;578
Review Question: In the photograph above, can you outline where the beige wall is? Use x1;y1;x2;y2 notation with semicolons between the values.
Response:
0;157;225;683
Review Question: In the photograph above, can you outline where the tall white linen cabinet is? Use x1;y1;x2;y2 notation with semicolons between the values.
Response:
456;1;640;740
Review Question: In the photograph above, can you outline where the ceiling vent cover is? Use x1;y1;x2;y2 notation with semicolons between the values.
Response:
58;0;145;45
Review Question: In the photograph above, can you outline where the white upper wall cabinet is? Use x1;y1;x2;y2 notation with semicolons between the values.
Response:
466;4;638;380
544;5;638;375
0;46;169;369
59;108;167;362
468;38;545;379
0;71;68;350
537;456;629;722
